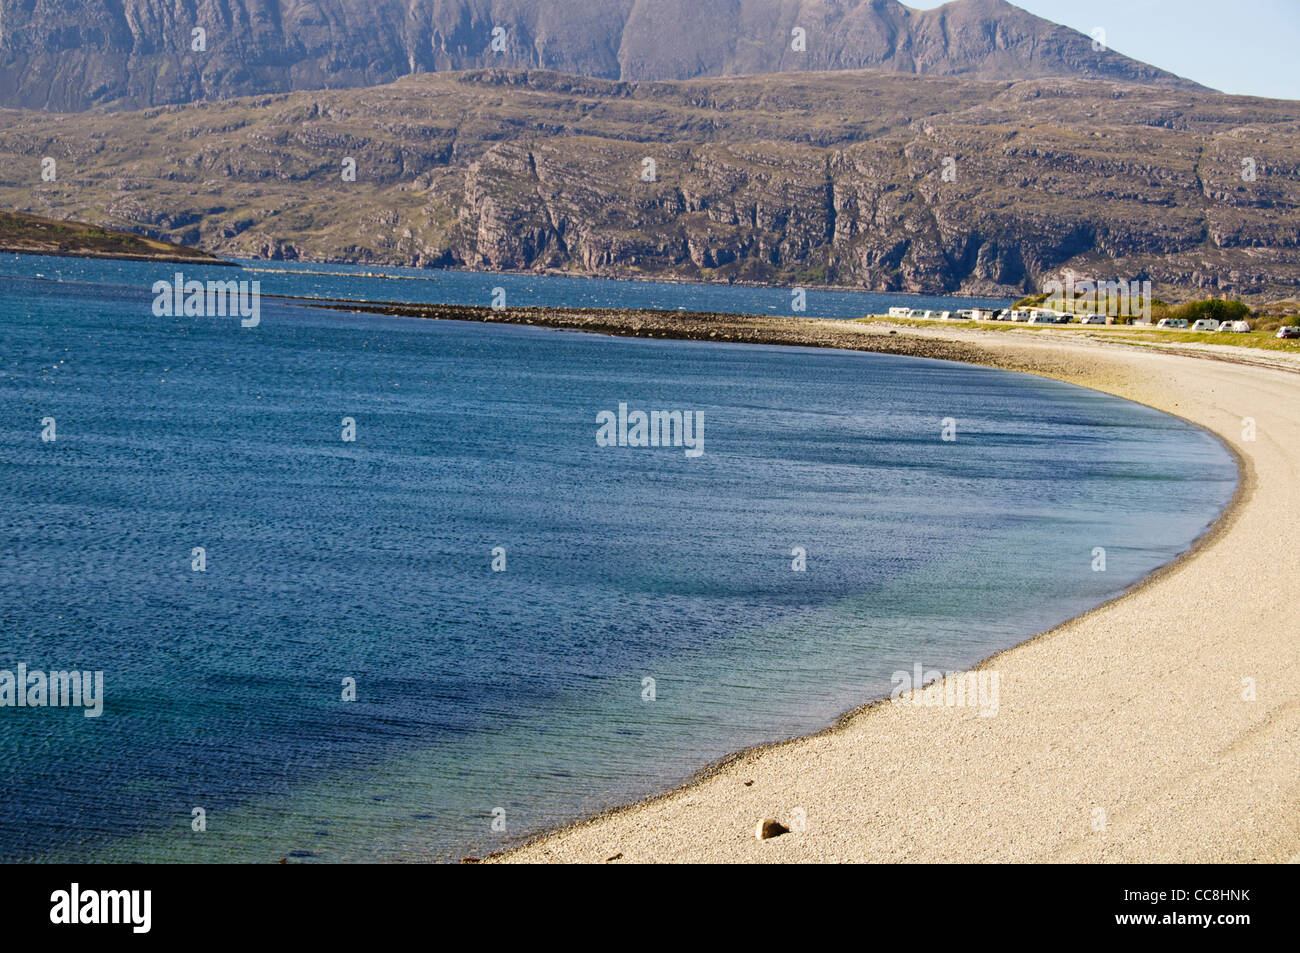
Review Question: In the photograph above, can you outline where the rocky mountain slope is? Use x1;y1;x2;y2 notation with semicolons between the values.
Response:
1;69;1295;298
0;0;1199;111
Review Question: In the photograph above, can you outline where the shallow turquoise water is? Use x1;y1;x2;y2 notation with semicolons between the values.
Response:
0;256;1235;861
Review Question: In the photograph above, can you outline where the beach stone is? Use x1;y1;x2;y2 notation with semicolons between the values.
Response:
756;818;789;840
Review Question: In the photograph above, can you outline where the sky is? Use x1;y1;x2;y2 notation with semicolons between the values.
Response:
904;0;1300;100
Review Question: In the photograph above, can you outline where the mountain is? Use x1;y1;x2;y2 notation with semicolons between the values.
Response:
2;69;1294;299
0;0;1200;112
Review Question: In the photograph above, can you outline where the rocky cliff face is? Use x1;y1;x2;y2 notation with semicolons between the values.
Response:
1;69;1295;298
0;0;1199;111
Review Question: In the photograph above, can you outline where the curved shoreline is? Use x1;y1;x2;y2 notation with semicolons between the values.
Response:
495;366;1257;862
299;300;1297;863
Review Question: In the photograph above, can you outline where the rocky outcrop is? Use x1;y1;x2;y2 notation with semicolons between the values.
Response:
0;0;1200;112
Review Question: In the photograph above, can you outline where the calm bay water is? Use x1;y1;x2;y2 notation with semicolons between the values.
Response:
0;256;1235;862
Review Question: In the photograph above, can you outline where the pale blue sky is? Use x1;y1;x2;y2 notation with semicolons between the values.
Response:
905;0;1300;100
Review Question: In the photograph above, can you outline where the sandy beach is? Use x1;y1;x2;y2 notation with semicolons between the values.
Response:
315;300;1300;863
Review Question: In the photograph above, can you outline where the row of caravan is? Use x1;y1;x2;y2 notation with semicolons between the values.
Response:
1155;317;1253;333
884;307;1253;332
885;306;1109;324
885;307;990;320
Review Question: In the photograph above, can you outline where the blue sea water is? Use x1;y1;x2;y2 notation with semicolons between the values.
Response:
0;255;1235;862
4;254;1010;320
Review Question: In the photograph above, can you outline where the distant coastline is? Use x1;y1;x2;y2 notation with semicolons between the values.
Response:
0;212;231;267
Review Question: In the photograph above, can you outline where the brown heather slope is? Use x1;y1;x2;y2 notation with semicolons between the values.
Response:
0;210;225;264
0;69;1295;298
